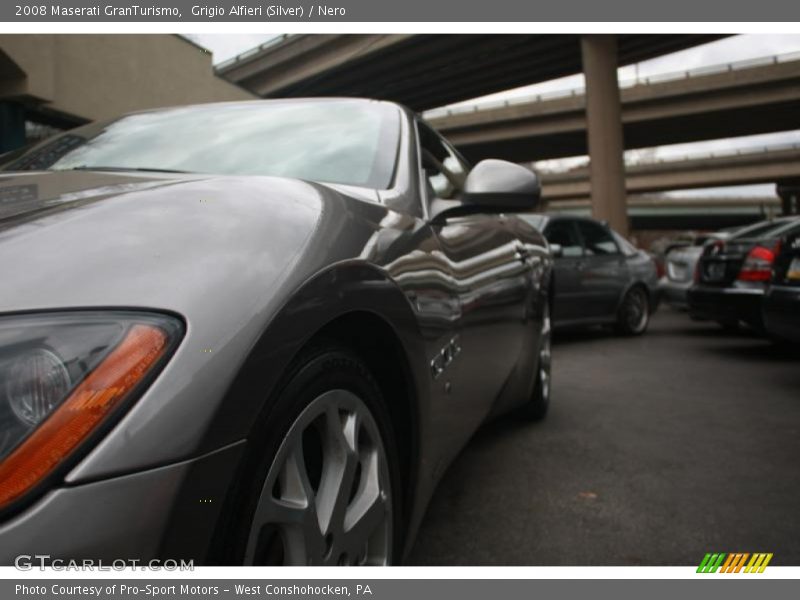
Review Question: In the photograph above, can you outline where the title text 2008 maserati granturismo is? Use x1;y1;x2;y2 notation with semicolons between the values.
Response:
0;99;552;565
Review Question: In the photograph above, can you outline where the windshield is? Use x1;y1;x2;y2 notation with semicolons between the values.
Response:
731;218;797;240
769;219;800;238
4;100;401;189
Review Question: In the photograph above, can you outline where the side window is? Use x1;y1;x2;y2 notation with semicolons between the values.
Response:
577;221;620;256
545;221;583;258
416;121;469;200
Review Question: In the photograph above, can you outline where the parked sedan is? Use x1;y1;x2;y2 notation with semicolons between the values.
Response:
763;231;800;343
0;99;553;566
688;216;800;330
520;215;659;334
659;220;793;310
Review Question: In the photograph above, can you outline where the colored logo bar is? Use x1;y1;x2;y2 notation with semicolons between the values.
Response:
697;553;773;573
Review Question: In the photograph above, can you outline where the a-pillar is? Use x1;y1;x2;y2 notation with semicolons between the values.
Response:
0;101;25;153
581;35;629;237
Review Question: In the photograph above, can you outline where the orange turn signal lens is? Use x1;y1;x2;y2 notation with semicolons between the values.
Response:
0;324;170;509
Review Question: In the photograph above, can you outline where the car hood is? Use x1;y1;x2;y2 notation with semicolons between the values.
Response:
0;169;386;316
0;169;407;481
0;170;187;223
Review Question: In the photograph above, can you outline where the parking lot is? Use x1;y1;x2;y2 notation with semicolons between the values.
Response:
408;308;800;565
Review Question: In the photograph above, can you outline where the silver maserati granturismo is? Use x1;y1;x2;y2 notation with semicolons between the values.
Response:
0;99;553;565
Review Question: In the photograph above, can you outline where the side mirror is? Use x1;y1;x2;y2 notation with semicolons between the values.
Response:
549;243;563;258
462;159;542;210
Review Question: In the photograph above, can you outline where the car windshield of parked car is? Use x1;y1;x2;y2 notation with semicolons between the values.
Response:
769;219;800;238
731;218;797;240
4;101;401;189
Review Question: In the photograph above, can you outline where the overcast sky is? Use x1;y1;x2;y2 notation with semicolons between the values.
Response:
186;33;800;197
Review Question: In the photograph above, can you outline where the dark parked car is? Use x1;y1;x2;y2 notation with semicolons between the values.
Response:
688;216;800;330
520;215;659;335
763;231;800;343
659;220;792;310
0;99;554;566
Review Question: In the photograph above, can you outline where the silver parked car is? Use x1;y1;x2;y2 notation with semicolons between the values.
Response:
0;99;554;566
660;244;706;310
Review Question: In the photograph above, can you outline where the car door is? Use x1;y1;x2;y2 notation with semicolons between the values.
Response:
574;219;629;320
543;218;586;324
416;121;532;435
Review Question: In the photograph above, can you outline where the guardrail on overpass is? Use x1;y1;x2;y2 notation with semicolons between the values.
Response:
429;52;800;162
425;51;800;118
541;145;800;201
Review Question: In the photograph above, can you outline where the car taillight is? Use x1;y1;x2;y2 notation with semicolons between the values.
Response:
737;243;778;282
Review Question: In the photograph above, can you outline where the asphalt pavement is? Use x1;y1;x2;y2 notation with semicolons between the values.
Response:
407;308;800;565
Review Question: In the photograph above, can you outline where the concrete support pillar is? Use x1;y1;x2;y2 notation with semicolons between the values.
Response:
0;101;26;153
581;35;629;236
777;182;800;215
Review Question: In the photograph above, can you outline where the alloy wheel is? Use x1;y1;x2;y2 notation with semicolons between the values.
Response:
624;287;649;333
539;302;552;402
244;390;392;565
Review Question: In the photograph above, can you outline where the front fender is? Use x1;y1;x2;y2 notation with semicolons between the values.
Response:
203;260;427;452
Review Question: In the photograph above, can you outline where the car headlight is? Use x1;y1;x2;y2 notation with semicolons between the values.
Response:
0;311;183;511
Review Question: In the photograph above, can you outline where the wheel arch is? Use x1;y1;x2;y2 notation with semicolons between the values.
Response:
304;309;420;534
615;279;651;314
199;261;425;563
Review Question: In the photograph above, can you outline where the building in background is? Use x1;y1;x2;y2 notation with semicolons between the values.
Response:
0;34;254;152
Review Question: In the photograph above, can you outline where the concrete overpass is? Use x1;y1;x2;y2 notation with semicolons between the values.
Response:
541;145;800;202
429;54;800;162
216;34;723;111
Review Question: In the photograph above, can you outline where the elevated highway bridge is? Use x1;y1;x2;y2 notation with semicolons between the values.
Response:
216;34;723;111
542;145;800;202
428;53;800;162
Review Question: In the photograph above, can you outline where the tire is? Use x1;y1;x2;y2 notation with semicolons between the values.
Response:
223;344;402;566
615;285;650;336
521;300;552;421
